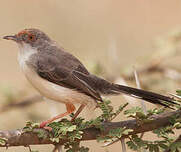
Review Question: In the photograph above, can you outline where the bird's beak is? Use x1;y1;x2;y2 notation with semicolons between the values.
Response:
3;35;18;41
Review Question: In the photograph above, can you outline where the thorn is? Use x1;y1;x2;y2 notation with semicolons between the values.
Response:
133;67;146;139
5;144;9;150
28;145;32;152
121;138;127;152
169;93;181;100
53;145;63;152
133;67;147;114
102;138;120;147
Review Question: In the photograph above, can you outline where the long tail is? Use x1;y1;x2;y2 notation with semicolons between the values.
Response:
109;84;177;108
89;75;177;108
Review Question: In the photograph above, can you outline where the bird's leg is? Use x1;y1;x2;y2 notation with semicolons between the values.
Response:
71;104;86;121
40;103;76;130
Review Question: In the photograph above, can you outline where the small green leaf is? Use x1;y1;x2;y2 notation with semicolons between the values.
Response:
136;112;147;119
33;129;48;139
79;146;89;152
159;143;168;149
124;107;143;117
169;141;181;152
68;125;76;132
123;129;133;135
126;140;138;150
176;90;181;96
50;137;60;143
23;126;32;132
0;137;7;146
31;123;40;128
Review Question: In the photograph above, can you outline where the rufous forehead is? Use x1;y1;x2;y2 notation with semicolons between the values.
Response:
17;30;31;36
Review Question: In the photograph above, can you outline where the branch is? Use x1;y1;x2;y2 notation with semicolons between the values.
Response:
0;109;180;147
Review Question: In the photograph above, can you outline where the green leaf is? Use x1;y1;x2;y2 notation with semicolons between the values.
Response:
173;122;181;129
110;103;129;121
23;126;32;132
123;129;133;135
116;103;129;114
147;108;165;115
176;90;181;96
68;125;76;132
158;143;168;149
50;137;59;143
126;140;138;150
33;129;48;139
98;99;114;121
0;137;7;146
135;112;147;119
23;121;40;131
169;141;181;152
79;146;89;152
108;128;124;138
31;123;40;128
124;107;143;117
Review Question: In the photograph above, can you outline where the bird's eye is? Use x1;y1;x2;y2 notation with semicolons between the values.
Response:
28;34;35;41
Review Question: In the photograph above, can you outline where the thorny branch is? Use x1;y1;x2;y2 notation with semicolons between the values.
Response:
0;109;180;147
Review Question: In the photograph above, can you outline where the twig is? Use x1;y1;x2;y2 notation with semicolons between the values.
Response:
102;139;119;147
134;68;147;152
52;145;63;152
169;93;181;100
28;145;32;152
133;68;147;114
0;110;180;147
121;138;126;152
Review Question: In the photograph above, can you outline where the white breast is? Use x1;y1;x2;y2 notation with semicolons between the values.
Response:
17;43;95;107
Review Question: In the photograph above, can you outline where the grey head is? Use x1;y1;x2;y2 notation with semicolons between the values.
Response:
3;28;52;48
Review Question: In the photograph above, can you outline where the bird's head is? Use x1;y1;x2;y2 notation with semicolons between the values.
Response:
3;28;51;48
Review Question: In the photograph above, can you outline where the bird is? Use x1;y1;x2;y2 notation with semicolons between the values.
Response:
3;28;176;129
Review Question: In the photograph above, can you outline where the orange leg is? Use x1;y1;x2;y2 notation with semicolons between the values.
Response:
71;104;86;121
40;103;76;128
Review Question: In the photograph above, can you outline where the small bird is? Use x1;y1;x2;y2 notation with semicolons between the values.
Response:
3;28;176;129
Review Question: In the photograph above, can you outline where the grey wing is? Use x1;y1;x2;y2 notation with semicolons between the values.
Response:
36;54;102;101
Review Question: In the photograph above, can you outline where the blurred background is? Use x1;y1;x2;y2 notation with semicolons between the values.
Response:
1;0;181;151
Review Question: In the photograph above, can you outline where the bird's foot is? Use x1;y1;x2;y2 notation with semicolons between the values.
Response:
39;121;48;128
43;126;52;132
39;121;52;131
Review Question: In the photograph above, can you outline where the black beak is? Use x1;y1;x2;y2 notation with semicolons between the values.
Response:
3;35;18;41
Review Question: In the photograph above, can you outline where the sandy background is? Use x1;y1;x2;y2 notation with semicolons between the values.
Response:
0;0;181;151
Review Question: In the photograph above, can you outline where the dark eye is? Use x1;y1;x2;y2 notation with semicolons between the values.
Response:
28;34;35;41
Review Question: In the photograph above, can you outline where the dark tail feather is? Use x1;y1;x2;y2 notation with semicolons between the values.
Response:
108;84;177;108
88;75;177;108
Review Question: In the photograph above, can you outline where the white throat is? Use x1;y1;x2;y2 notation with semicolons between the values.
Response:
18;43;37;70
